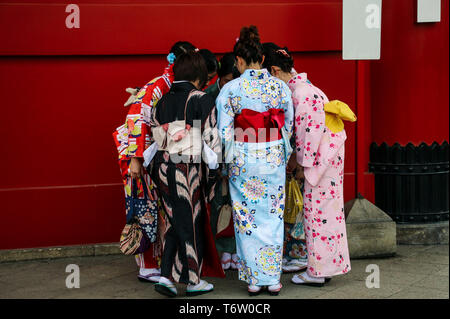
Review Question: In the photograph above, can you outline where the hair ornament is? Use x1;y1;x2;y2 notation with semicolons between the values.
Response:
167;52;176;65
277;49;290;58
194;48;199;52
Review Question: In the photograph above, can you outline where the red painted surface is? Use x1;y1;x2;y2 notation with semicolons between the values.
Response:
355;61;375;203
0;0;446;250
371;0;449;146
0;55;167;249
0;0;342;55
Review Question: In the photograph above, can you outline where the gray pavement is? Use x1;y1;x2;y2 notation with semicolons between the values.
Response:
0;245;448;299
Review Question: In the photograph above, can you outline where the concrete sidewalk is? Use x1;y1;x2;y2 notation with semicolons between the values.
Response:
0;245;448;299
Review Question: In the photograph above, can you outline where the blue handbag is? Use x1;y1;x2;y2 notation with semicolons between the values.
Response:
125;178;158;243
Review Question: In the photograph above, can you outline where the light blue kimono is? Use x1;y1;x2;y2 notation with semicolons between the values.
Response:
216;69;293;286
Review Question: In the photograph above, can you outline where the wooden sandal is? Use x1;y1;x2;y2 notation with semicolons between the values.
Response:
268;283;282;296
291;273;325;287
186;280;214;297
248;285;262;296
154;282;177;297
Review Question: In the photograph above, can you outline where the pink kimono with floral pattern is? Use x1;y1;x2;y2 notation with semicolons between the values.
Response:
288;73;351;278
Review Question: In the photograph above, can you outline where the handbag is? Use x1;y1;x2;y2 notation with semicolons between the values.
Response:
119;178;158;255
119;222;150;255
285;177;306;240
216;179;234;239
285;178;303;224
127;178;158;243
152;90;202;156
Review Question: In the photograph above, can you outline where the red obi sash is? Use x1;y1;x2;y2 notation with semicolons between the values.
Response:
234;108;285;143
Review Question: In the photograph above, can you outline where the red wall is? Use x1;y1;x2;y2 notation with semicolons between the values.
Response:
7;0;442;250
371;0;449;146
0;55;167;249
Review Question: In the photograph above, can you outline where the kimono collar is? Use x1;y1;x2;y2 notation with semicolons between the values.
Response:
216;78;221;91
287;72;311;90
241;68;270;80
163;64;175;86
164;63;174;77
171;81;197;93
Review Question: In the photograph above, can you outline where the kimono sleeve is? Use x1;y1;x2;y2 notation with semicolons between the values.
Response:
279;81;294;161
127;76;169;158
292;83;326;169
216;83;236;165
202;98;222;202
201;94;221;156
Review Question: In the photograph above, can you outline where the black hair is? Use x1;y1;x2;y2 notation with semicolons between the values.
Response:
233;25;264;65
218;52;238;78
173;51;208;89
262;42;294;73
199;49;219;75
170;41;196;59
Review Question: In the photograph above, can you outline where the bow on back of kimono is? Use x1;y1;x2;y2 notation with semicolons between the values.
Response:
324;100;357;133
234;108;285;142
304;100;357;187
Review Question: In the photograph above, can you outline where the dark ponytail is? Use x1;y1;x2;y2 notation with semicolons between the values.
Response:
262;42;294;73
233;25;264;65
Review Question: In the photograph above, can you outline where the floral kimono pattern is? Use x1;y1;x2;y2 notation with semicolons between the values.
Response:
112;64;174;268
217;69;294;286
288;73;351;277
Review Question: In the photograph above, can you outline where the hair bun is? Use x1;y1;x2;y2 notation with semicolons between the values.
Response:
234;25;264;65
239;25;260;43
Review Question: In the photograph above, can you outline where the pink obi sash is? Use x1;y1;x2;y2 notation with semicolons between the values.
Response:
234;108;285;143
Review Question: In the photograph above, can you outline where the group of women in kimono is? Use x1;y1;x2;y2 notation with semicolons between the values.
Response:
114;25;352;298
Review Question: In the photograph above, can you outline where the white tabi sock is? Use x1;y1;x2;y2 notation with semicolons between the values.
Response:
139;267;160;276
292;272;325;284
187;279;213;292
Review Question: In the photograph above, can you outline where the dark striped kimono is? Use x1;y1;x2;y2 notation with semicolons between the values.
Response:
150;81;222;285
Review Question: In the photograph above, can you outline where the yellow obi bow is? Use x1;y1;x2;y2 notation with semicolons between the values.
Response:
324;100;357;133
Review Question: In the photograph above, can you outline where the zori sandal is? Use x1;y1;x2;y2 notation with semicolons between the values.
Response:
291;272;325;287
267;283;282;296
137;272;161;283
154;282;177;297
230;254;239;270
186;280;214;297
221;253;232;270
248;285;262;297
221;259;231;270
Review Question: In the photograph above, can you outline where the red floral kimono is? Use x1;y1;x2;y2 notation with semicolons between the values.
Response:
113;65;174;268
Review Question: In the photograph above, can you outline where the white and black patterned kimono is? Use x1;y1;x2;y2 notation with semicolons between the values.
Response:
151;81;222;285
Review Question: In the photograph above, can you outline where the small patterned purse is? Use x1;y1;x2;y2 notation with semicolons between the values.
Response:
119;178;158;255
119;223;150;255
126;178;158;243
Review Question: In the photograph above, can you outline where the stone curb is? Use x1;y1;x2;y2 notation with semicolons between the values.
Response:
0;243;121;263
397;221;449;245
